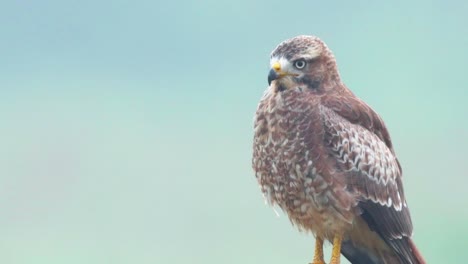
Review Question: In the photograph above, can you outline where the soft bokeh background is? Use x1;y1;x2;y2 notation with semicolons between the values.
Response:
1;1;467;263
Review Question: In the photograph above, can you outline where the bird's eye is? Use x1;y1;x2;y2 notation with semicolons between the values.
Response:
294;59;306;69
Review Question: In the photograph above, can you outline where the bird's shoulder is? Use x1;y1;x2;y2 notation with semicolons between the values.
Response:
319;89;395;154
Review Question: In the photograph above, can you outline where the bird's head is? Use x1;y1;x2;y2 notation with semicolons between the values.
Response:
268;35;341;93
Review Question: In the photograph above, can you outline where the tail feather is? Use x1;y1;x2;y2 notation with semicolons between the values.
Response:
381;234;426;264
341;237;426;264
341;240;386;264
408;238;426;264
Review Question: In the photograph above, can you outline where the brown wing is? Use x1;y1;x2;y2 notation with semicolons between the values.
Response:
320;94;418;263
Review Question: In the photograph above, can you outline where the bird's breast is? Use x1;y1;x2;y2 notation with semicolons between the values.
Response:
252;90;355;237
252;90;324;205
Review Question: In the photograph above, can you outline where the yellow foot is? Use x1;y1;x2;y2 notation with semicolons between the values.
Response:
310;237;325;264
329;234;342;264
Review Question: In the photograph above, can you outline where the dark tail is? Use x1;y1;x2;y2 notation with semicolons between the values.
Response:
408;238;426;264
341;237;426;264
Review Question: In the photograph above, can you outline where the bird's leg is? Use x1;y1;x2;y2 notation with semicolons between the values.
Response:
310;236;325;264
329;234;343;264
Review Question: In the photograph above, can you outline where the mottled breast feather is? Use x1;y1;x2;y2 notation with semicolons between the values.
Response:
252;88;358;238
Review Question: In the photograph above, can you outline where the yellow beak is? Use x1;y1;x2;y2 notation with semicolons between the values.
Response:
268;61;297;85
272;61;281;72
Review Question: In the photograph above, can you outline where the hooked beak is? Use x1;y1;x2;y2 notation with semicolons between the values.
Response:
267;61;296;85
268;61;282;85
268;68;279;86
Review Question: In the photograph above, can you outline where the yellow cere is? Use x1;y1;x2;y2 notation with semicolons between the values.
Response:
272;61;281;71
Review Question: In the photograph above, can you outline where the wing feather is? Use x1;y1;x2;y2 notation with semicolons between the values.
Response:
320;95;418;263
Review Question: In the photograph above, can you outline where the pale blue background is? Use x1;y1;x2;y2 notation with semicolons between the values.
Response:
1;1;467;263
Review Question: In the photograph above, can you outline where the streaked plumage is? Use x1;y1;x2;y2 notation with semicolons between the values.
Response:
252;35;425;264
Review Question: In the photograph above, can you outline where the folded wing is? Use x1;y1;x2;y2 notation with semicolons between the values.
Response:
320;94;421;264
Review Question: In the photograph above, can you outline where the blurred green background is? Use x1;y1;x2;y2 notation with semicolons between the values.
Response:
1;1;467;263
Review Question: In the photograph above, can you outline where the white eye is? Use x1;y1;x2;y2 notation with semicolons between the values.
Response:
294;59;306;69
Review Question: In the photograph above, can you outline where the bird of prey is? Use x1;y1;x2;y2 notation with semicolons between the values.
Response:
252;35;425;264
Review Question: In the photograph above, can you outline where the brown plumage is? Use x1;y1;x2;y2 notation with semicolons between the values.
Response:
252;35;425;264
